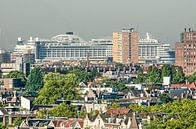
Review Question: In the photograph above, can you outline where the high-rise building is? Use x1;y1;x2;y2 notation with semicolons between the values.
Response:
175;28;196;75
112;28;139;64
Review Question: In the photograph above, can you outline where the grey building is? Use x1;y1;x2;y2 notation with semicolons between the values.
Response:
23;53;35;64
35;34;113;62
139;33;175;64
0;52;11;64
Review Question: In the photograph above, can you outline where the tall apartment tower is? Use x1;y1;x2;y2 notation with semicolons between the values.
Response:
175;28;196;75
112;28;139;64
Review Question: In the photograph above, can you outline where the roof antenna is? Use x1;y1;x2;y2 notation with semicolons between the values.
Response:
146;33;150;40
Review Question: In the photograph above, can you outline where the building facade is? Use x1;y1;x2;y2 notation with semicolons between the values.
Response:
23;53;35;64
12;33;113;63
11;37;36;62
139;33;175;64
0;52;11;64
35;39;112;62
175;28;196;75
0;57;30;77
113;28;139;64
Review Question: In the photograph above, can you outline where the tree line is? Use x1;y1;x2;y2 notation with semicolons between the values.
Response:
134;64;196;84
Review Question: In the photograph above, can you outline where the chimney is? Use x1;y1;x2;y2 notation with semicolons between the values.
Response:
185;79;189;85
147;115;151;124
181;93;184;99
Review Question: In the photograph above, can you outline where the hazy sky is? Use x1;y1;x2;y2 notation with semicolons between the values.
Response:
0;0;196;50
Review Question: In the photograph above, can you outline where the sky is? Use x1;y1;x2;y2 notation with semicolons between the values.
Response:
0;0;196;50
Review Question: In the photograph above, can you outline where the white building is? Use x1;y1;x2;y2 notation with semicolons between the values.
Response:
11;37;36;62
0;48;5;54
12;32;113;63
21;96;35;110
138;33;175;64
0;57;30;77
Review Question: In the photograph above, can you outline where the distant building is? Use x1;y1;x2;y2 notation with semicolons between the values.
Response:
23;53;35;64
113;28;139;64
0;48;5;54
21;96;35;110
0;63;18;76
139;33;174;64
11;37;36;62
15;57;30;77
83;108;139;129
3;78;23;89
12;33;113;63
175;28;196;75
35;37;112;62
0;52;11;64
0;57;30;77
170;82;196;90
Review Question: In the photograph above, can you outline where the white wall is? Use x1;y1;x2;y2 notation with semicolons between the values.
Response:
21;96;31;110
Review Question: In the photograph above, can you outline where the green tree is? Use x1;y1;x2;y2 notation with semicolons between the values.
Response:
12;118;22;126
129;104;150;113
88;110;99;116
48;103;77;117
36;109;48;119
134;69;145;84
86;69;101;81
115;82;128;92
34;73;81;104
161;64;171;83
0;122;8;129
69;67;87;82
158;93;172;103
130;99;196;129
115;63;125;69
46;103;86;118
146;66;161;84
186;72;196;83
69;67;100;82
25;67;44;91
161;64;171;77
171;66;185;84
107;103;121;109
103;78;128;92
6;71;26;86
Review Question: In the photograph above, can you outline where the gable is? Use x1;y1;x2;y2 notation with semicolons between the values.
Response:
48;121;55;127
20;121;28;127
74;122;81;128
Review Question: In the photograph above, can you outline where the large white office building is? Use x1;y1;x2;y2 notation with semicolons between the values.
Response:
12;32;113;63
138;33;175;64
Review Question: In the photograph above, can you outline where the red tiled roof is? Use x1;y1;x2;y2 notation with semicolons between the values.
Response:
130;74;138;78
52;119;84;128
77;120;84;128
65;120;75;127
170;82;196;90
52;120;66;127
